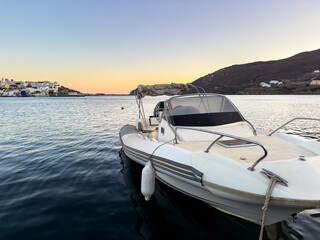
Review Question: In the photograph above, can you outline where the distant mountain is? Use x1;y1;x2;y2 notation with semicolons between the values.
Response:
129;49;320;95
192;48;320;94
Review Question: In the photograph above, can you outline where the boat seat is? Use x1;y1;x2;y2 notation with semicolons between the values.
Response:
136;118;158;133
136;118;146;131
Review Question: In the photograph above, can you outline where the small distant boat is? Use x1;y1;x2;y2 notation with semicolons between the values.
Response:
119;83;320;225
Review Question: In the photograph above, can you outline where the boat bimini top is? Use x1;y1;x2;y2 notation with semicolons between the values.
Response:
136;83;193;99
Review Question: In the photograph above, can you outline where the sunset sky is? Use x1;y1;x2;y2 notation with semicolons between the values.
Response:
1;0;320;94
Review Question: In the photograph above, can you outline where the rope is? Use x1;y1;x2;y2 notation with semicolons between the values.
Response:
259;176;278;240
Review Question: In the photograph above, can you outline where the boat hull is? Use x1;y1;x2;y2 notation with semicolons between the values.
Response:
120;125;320;225
124;147;303;225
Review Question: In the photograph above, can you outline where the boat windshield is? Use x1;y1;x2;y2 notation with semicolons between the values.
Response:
165;94;244;127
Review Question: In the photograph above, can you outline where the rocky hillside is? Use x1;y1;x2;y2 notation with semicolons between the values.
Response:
192;48;320;94
57;86;82;95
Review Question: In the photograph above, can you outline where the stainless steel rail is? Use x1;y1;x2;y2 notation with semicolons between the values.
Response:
174;126;268;171
244;119;257;136
268;117;320;136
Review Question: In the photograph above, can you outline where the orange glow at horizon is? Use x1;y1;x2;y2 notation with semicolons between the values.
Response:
57;70;208;94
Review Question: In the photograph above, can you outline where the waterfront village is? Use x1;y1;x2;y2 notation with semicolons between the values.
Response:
0;78;83;97
260;70;320;88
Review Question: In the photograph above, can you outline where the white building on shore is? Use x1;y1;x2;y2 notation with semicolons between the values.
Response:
269;80;283;85
260;82;271;88
310;80;320;86
0;78;61;96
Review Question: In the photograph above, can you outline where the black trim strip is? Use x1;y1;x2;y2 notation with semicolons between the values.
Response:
124;146;197;182
170;112;243;127
123;145;202;183
124;143;202;179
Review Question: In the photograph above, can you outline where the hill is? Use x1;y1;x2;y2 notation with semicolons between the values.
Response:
192;49;320;94
57;85;83;96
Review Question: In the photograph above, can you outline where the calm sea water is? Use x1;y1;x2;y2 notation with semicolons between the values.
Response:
0;95;320;240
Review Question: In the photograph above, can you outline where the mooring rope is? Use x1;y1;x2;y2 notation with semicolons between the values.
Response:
259;175;278;240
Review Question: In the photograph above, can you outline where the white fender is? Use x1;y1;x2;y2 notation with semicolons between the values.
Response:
141;161;155;201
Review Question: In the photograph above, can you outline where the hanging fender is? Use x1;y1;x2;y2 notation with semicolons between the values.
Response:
141;161;155;201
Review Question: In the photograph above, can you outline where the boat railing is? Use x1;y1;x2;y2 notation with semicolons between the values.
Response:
268;117;320;136
244;119;257;135
174;126;268;171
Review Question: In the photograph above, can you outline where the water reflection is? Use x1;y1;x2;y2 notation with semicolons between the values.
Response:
120;150;308;240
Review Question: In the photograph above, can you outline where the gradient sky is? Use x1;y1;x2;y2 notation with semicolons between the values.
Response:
1;0;320;94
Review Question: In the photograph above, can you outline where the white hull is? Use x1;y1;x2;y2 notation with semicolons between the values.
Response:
156;172;307;225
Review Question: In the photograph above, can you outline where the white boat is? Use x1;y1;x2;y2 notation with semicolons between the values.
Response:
119;83;320;226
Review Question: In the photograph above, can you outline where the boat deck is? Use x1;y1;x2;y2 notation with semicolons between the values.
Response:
175;135;317;163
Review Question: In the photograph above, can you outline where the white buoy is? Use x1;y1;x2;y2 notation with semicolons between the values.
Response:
141;161;155;201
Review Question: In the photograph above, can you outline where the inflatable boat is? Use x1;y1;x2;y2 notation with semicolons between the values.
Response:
119;83;320;226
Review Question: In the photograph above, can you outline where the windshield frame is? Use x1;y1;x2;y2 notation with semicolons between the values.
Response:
162;93;247;127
